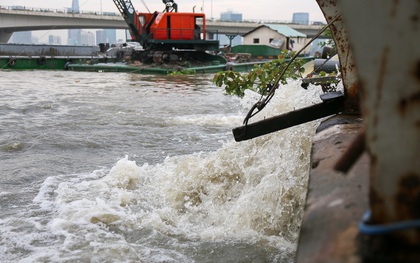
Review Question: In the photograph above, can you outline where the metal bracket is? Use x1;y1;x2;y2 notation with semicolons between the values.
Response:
232;92;345;142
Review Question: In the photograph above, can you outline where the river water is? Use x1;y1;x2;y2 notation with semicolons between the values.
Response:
0;70;322;263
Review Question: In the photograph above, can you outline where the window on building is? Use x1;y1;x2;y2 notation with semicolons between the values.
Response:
269;38;274;43
253;38;260;44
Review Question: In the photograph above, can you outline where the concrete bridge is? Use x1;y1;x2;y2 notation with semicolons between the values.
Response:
0;6;323;43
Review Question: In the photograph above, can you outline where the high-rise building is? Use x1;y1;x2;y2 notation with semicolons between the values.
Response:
49;35;62;45
9;31;32;44
68;0;82;45
217;10;243;47
96;31;107;45
68;30;81;45
96;29;118;45
220;10;242;22
71;0;79;12
292;12;310;25
81;31;95;46
105;29;117;44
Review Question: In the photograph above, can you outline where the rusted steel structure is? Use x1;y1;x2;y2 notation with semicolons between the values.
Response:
316;0;420;259
315;0;360;114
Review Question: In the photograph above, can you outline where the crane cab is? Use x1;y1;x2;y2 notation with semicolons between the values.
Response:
136;11;217;51
148;12;205;41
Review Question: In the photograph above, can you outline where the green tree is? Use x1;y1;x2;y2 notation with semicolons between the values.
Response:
212;50;305;98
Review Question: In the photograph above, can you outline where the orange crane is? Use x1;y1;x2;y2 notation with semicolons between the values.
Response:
112;0;224;63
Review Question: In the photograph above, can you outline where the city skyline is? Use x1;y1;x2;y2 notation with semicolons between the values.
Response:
9;28;121;46
4;0;326;45
1;0;326;22
68;0;81;45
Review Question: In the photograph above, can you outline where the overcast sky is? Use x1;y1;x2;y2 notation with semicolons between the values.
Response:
1;0;326;22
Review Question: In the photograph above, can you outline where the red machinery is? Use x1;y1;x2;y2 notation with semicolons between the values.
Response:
112;0;223;63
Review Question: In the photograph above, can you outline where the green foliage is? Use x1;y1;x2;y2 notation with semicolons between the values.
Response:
319;28;336;50
212;50;305;98
323;27;334;40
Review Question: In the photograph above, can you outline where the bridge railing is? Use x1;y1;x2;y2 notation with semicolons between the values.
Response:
216;18;326;26
0;5;119;17
0;5;325;26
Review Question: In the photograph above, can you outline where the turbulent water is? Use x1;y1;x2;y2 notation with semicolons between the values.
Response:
0;70;322;263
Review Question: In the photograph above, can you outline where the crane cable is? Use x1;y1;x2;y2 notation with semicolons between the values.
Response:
140;0;151;13
242;13;342;127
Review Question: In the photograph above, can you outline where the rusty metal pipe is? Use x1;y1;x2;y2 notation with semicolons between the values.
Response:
315;0;360;115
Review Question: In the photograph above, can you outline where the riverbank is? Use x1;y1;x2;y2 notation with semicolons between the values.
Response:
296;114;368;263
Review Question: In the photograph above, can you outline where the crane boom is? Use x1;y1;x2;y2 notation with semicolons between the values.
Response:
112;0;143;43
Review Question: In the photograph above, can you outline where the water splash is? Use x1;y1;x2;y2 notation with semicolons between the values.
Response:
1;79;323;262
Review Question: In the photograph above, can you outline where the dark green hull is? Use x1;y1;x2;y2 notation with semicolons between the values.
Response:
1;56;315;74
67;63;228;74
0;56;112;71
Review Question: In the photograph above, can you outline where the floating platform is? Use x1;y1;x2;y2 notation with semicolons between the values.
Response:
66;56;315;74
65;60;273;74
1;51;315;75
0;55;264;74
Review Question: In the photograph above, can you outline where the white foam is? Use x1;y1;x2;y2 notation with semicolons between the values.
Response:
1;79;323;262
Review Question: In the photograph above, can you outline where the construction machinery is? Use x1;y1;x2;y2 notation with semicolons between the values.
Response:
112;0;224;64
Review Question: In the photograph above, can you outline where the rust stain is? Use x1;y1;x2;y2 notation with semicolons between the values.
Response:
369;186;385;224
395;173;420;220
343;82;360;114
346;82;359;97
327;226;359;260
391;0;400;17
371;47;390;127
369;153;385;225
411;14;419;23
377;47;389;98
398;91;420;115
337;43;347;57
358;77;367;95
